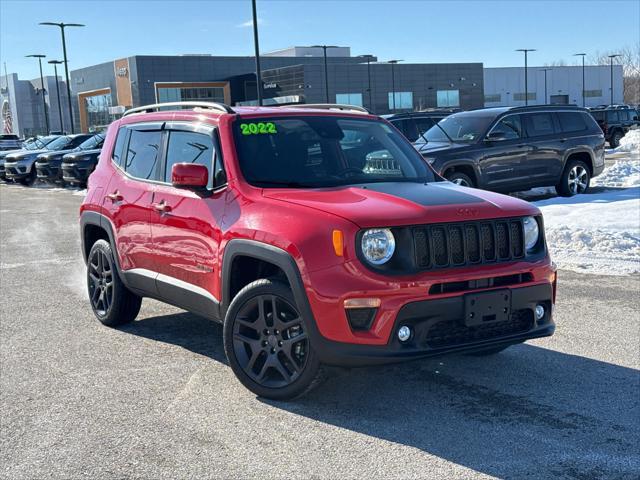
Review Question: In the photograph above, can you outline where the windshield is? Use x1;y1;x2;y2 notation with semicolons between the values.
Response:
233;116;435;188
419;113;495;143
24;135;57;150
74;134;105;152
45;136;73;151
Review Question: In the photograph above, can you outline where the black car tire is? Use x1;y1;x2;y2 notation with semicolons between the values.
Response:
223;278;324;400
466;345;511;356
445;171;475;188
610;130;623;148
20;168;37;186
556;159;591;197
87;239;142;327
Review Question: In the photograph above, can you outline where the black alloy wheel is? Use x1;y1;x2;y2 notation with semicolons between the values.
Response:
224;279;323;399
232;293;309;388
88;248;114;317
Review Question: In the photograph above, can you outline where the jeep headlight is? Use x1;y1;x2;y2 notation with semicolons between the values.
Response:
523;216;540;252
361;228;395;265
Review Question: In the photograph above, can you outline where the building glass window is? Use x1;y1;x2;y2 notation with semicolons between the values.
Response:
513;92;536;102
584;89;603;98
335;93;363;107
388;92;413;110
85;93;113;131
437;90;460;107
157;86;225;104
484;94;501;103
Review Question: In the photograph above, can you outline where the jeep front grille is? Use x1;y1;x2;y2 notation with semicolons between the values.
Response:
413;219;525;270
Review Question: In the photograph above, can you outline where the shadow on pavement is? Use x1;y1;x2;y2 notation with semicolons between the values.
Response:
121;311;639;478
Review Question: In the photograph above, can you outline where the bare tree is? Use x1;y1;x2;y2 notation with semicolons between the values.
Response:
589;44;640;105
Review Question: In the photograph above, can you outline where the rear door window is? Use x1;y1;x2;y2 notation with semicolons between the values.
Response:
125;130;163;181
524;113;556;137
607;111;620;123
557;112;587;133
164;130;215;187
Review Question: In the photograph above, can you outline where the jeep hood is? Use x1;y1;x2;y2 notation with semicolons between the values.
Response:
63;149;101;162
6;150;47;162
414;141;470;155
37;149;74;162
263;181;539;228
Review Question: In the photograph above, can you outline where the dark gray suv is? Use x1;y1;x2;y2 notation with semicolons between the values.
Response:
416;105;605;196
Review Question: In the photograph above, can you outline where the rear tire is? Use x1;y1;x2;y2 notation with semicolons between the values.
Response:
610;130;623;148
445;171;475;188
555;159;590;197
223;278;323;400
87;239;142;327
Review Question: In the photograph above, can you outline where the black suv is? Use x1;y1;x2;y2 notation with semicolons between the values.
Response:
589;106;639;148
415;105;605;197
36;133;104;184
383;109;458;142
60;134;105;187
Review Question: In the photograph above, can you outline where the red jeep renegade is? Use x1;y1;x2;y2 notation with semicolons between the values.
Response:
80;102;556;400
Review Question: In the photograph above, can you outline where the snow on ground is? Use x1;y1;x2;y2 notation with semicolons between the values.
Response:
535;156;640;276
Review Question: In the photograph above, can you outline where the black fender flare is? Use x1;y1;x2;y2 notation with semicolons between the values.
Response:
562;148;595;174
439;160;482;184
79;211;122;275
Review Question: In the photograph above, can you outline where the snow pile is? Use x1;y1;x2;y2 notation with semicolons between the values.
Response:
614;129;640;154
536;188;640;275
592;157;640;188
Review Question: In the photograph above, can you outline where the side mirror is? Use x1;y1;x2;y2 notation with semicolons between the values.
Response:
485;131;506;142
171;163;208;190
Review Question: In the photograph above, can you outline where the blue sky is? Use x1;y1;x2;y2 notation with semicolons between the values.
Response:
1;0;638;80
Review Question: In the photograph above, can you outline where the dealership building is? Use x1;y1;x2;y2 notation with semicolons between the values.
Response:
1;45;626;136
1;73;71;137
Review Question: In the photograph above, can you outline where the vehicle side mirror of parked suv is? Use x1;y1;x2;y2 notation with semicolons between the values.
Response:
171;163;208;190
485;131;506;142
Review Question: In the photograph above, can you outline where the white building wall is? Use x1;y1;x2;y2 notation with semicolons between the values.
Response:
483;65;624;107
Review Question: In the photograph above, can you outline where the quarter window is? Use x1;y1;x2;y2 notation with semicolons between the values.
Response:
125;130;162;181
165;131;215;186
112;128;128;167
606;111;620;123
557;112;587;133
525;113;555;137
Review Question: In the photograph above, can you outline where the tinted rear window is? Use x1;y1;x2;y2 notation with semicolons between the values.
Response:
112;128;128;167
524;113;555;137
557;112;587;133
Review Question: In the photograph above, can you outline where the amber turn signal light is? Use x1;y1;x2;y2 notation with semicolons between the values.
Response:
332;229;344;256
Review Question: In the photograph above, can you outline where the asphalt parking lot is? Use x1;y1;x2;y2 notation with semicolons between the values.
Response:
1;183;638;479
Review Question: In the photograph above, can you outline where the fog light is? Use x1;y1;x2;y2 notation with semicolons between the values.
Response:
535;305;545;320
398;325;412;342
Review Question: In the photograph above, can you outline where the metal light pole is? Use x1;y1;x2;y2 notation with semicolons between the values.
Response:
251;0;263;106
311;45;339;103
608;54;621;106
388;60;403;110
26;54;49;134
358;54;375;112
573;53;587;107
539;68;552;104
39;22;84;133
516;49;536;105
48;60;64;132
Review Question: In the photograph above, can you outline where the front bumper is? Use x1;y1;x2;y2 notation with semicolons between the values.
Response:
311;283;554;366
4;163;30;180
35;163;61;181
61;163;91;183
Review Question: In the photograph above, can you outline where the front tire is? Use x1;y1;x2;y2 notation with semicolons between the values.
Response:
87;239;142;327
223;279;323;400
555;160;590;197
445;171;475;188
20;168;37;186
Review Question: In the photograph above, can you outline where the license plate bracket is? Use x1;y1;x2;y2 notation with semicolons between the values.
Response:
464;289;511;326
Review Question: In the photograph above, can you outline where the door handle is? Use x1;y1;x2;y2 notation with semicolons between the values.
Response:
106;191;123;202
152;200;172;213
